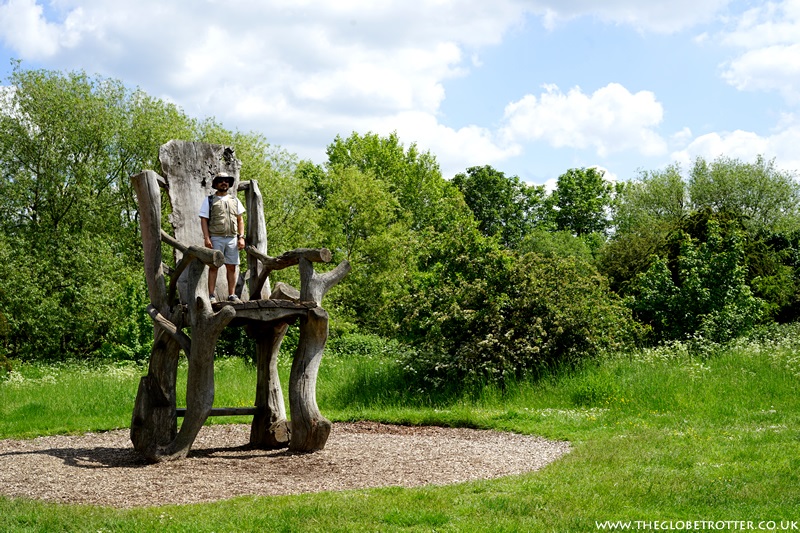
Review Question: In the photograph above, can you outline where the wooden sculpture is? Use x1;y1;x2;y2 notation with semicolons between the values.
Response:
129;140;349;462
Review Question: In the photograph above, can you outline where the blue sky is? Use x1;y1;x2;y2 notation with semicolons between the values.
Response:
0;0;798;189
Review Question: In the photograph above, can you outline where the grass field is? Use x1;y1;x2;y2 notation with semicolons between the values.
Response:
1;331;799;532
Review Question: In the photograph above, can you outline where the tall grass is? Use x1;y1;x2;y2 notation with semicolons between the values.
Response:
1;329;799;531
0;361;141;438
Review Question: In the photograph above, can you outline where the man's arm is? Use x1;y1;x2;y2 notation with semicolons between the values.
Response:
200;217;213;249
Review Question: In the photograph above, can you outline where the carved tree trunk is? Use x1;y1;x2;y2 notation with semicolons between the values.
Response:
130;328;181;458
289;307;331;451
288;257;351;452
250;321;291;448
131;145;241;462
130;171;181;457
132;171;168;313
242;180;270;300
156;261;235;461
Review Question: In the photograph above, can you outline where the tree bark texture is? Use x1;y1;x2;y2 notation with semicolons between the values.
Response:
130;170;181;458
289;307;332;452
246;247;332;300
131;171;168;314
287;258;351;452
242;179;270;301
129;326;181;459
154;260;235;461
249;321;291;448
299;257;352;305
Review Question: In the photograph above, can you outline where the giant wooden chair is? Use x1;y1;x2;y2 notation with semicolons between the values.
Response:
130;140;349;462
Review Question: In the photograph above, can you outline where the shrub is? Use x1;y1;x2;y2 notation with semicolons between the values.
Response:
628;216;766;344
399;248;641;389
326;332;414;359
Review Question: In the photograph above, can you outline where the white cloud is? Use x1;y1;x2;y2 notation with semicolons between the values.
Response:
501;83;667;158
671;124;800;174
721;43;800;103
0;0;62;58
369;111;521;179
717;0;800;103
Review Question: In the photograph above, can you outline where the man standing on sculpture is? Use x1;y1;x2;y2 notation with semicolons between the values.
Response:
199;173;245;303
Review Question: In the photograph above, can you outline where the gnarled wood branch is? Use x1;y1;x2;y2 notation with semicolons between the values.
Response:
250;321;291;449
161;230;223;305
246;247;333;299
299;258;352;305
131;171;168;313
145;305;191;354
155;261;236;462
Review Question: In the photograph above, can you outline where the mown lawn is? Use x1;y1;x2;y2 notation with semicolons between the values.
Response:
1;334;799;532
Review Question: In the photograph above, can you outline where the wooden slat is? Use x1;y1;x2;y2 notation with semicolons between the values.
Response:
175;407;258;417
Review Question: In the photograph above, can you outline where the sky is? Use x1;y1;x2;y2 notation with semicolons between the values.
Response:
0;0;798;189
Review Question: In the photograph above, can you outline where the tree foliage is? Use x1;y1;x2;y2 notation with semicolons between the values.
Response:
325;131;449;230
452;165;547;248
3;63;799;391
600;165;687;292
0;65;198;360
398;231;640;388
551;167;614;236
603;155;800;328
628;212;765;343
688;155;800;233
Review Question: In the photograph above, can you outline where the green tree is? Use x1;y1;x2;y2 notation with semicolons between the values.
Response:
689;155;800;233
604;155;800;324
315;131;475;335
325;131;449;230
613;164;687;236
551;167;614;236
452;165;547;248
628;212;765;343
600;165;687;292
0;65;198;360
398;233;640;388
317;165;399;260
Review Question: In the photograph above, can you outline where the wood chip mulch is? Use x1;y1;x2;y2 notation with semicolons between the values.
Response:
0;421;571;508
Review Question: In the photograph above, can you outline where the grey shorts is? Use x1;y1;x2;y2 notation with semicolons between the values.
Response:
210;236;240;265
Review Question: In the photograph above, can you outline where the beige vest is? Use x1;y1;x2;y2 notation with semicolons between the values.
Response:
207;194;239;236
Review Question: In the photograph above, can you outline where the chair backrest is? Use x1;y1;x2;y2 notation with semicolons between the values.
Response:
158;140;242;301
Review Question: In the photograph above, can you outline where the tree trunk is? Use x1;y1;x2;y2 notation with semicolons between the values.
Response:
157;260;235;461
131;170;168;312
130;170;181;457
286;258;351;452
250;321;291;448
289;307;331;452
241;180;270;300
130;324;181;459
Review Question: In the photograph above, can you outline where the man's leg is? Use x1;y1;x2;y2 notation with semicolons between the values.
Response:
225;264;237;297
208;266;218;298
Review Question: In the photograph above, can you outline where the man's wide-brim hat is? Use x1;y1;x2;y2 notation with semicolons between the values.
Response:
212;172;235;188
